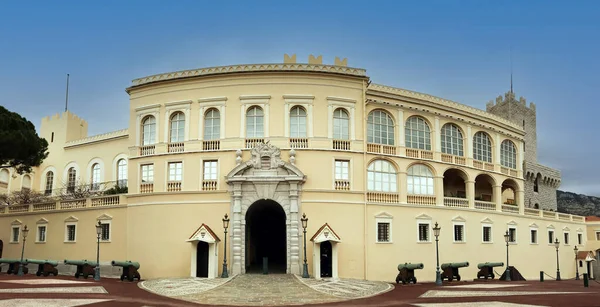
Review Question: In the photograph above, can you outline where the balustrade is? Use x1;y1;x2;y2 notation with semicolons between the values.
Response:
407;195;436;206
32;202;56;212
443;197;468;208
332;140;350;151
334;180;350;191
203;140;220;151
245;138;264;149
289;138;308;149
167;181;182;192
202;180;217;191
366;192;398;203
474;201;496;211
167;142;184;153
140;183;154;193
501;204;519;214
139;145;155;156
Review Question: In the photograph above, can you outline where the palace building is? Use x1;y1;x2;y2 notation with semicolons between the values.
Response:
0;54;594;282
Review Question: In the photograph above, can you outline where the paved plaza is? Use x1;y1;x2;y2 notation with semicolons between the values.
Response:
0;273;598;306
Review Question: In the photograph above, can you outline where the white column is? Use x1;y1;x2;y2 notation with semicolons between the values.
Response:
231;185;243;275
495;133;501;164
518;140;524;170
435;176;444;206
307;104;314;137
434;116;441;152
289;183;300;274
198;107;205;141
397;110;405;146
239;105;246;138
220;105;226;139
494;185;503;212
517;189;525;214
164;110;171;143
284;103;290;137
466;125;473;159
264;104;270;138
327;105;333;138
184;108;190;141
466;180;475;208
350;107;356;140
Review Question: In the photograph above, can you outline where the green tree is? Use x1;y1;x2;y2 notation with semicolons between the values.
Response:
0;106;48;174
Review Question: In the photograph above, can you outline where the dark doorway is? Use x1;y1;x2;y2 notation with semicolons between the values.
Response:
0;240;3;258
245;199;286;273
196;241;209;278
320;241;332;278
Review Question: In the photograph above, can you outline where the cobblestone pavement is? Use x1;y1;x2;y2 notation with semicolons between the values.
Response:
140;274;393;306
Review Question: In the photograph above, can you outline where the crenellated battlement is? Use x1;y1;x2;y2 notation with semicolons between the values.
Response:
41;111;87;125
486;91;536;113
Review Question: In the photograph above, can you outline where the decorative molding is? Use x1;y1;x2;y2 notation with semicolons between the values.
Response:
36;218;48;224
452;215;466;222
187;223;221;243
547;224;555;229
563;226;570;231
310;223;341;243
128;63;367;89
507;220;518;226
64;129;128;148
283;94;315;100
164;99;193;107
198;96;228;104
97;213;113;220
415;213;432;220
327;96;357;104
480;217;494;224
64;215;79;222
11;219;22;225
529;223;539;228
375;211;393;219
239;95;271;101
134;103;161;112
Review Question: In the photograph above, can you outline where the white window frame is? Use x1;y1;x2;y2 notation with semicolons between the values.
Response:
10;225;20;243
405;116;432;150
36;224;47;243
198;97;226;141
529;225;539;244
239;95;270;138
416;219;431;243
577;232;583;245
407;164;434;195
167;161;183;182
508;226;517;244
135;104;160;146
441;123;464;156
548;229;555;245
99;220;112;243
202;159;219;181
367;160;397;192
116;158;128;187
500;139;517;169
283;95;314;138
334;159;350;181
473;131;493;163
367;110;395;145
453;222;466;243
65;222;77;243
375;213;393;244
332;107;350;140
140;164;154;183
482;224;493;243
327;97;356;141
563;231;570;246
203;107;221;140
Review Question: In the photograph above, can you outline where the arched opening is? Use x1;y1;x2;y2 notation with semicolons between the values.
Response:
534;203;539;209
502;179;518;206
320;241;332;278
443;169;467;198
474;174;494;202
245;199;286;273
196;241;209;278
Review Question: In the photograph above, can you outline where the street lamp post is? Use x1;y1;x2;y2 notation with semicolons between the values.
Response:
574;245;580;280
301;213;309;278
504;230;511;281
94;221;102;281
554;238;561;281
221;214;230;278
17;225;29;276
432;222;442;286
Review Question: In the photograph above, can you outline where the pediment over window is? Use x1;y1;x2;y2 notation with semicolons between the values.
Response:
529;223;539;228
97;213;112;221
310;223;341;243
576;228;583;232
187;224;220;243
547;224;555;229
64;216;79;222
452;215;466;222
507;220;517;226
480;218;494;224
375;211;393;219
36;218;48;224
563;226;570;231
415;214;432;220
11;219;22;225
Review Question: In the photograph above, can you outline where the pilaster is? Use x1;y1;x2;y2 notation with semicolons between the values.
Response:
435;176;444;206
466;180;475;208
494;185;503;212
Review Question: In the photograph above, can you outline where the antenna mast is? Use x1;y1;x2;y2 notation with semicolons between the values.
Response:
65;73;70;112
510;46;513;95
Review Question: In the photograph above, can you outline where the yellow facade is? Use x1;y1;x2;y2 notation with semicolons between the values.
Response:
0;56;590;282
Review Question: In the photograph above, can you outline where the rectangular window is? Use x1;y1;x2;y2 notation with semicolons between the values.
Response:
578;233;583;245
334;160;349;180
203;160;218;180
454;224;464;242
548;230;555;244
168;162;183;181
508;228;517;243
37;225;47;242
482;226;492;242
418;223;429;242
11;226;20;243
564;233;570;245
377;222;390;242
596;232;600;241
141;164;154;183
530;229;538;244
100;222;110;241
66;224;76;242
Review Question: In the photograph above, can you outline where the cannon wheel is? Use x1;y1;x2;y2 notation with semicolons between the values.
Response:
120;275;125;281
491;274;495;279
395;275;400;284
43;271;50;277
36;271;41;276
127;275;134;282
411;277;417;284
448;275;453;282
53;270;58;276
456;275;461;281
83;274;88;279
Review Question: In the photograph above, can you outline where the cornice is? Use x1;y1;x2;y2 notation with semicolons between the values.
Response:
127;63;368;92
64;129;128;148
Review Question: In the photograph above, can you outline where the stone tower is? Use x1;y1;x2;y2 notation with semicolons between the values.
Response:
487;92;561;211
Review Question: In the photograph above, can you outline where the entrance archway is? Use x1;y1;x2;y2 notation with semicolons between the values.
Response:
196;241;209;277
245;200;286;273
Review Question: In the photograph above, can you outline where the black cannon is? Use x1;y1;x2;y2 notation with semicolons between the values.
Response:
111;260;141;282
0;258;28;275
395;263;424;284
25;259;59;277
441;262;469;281
63;259;97;279
476;262;504;279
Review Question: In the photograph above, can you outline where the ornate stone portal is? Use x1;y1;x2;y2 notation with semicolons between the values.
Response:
226;142;306;275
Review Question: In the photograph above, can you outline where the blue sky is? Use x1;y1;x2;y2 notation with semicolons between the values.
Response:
0;1;598;195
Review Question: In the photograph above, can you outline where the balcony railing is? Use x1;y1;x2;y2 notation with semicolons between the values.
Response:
334;180;350;191
475;200;496;211
407;195;436;206
140;183;154;193
32;202;57;212
140;145;155;156
0;182;7;189
501;204;519;214
168;142;184;153
367;192;398;203
203;140;220;151
202;180;217;191
0;195;125;215
290;138;308;149
501;166;519;177
167;181;182;192
245;138;264;149
333;140;350;151
367;143;396;155
444;197;468;208
441;154;466;165
406;149;434;160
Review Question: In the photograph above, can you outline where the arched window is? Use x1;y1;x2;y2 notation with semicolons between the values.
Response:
67;167;77;192
0;169;8;184
501;140;517;169
473;132;492;162
367;160;397;192
289;106;307;138
534;203;539;209
246;106;264;138
141;116;156;146
117;159;127;187
22;175;31;191
367;110;395;145
407;164;434;195
333;108;349;140
405;116;431;150
441;124;464;156
169;112;185;143
45;171;54;195
203;108;220;140
91;163;101;190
